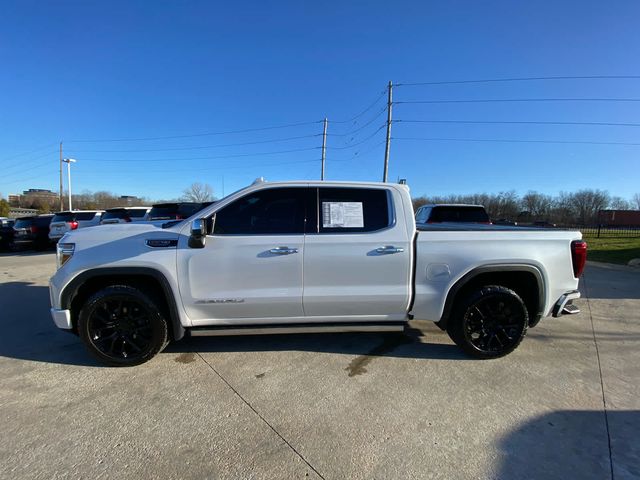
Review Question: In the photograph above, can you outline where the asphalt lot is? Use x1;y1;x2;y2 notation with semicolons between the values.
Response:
0;252;638;480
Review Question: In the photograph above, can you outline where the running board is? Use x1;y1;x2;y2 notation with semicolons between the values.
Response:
188;322;406;337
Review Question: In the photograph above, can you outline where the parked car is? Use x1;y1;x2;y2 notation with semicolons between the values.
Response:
494;218;518;226
49;180;586;366
533;221;557;228
12;215;54;250
0;217;15;250
100;207;151;224
415;204;491;224
147;202;209;221
48;210;104;242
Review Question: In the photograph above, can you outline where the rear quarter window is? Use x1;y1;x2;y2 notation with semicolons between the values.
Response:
318;187;390;233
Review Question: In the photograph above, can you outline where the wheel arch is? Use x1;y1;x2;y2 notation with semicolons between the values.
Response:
61;267;185;340
436;264;546;330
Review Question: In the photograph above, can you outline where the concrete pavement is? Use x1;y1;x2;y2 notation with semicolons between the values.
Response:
0;252;638;479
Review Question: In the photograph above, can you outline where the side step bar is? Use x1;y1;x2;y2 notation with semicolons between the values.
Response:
189;322;406;337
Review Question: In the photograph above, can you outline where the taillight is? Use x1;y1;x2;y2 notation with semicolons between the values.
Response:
69;221;79;230
30;225;38;234
571;240;588;278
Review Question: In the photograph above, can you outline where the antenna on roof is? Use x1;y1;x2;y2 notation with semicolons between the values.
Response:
252;177;266;185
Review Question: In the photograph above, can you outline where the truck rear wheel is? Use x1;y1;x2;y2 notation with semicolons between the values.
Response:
78;285;169;366
447;285;528;359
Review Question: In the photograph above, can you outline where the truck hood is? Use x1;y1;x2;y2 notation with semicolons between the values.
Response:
60;222;179;248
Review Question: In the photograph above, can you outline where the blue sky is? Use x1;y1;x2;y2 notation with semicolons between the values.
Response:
1;0;639;201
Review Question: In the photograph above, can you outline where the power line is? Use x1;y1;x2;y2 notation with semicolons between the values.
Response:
331;91;386;124
66;120;323;143
326;125;386;150
0;143;57;163
1;151;58;176
395;75;640;87
396;119;640;128
396;98;640;105
331;140;387;163
394;136;640;147
83;158;321;174
80;146;320;163
65;134;320;153
326;106;387;138
1;169;58;186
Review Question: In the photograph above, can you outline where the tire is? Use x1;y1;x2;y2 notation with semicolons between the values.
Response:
78;285;169;366
447;285;528;359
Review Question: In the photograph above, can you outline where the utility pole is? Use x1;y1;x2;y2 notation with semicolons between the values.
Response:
321;117;328;180
383;80;393;182
59;142;64;211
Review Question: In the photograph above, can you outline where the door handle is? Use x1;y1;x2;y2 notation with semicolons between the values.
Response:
376;245;404;254
269;246;299;255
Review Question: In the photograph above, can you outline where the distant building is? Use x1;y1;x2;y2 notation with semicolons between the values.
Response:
119;195;139;205
22;188;57;198
597;209;640;227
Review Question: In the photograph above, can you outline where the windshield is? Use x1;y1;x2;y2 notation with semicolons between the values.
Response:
14;218;34;228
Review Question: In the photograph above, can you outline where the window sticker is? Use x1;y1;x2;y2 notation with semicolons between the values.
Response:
322;202;364;228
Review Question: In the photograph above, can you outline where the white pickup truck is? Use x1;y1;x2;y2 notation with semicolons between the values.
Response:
49;180;587;366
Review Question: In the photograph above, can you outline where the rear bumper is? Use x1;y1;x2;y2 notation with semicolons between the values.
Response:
50;308;72;329
552;290;581;317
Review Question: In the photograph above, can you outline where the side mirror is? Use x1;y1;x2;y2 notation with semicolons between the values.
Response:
188;218;206;249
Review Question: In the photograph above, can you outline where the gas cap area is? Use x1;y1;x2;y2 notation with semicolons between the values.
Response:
426;263;451;281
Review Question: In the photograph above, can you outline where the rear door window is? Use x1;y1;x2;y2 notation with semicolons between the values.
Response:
317;187;390;233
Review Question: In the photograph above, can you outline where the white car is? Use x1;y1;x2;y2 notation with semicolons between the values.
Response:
49;180;586;366
100;207;151;224
48;210;104;242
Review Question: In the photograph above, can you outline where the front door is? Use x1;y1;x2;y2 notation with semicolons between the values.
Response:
177;186;309;325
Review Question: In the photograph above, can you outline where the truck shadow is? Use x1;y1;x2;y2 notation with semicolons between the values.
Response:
495;410;639;479
0;281;464;367
0;281;100;367
582;263;640;300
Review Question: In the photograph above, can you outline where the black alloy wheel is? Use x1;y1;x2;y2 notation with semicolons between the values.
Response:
447;285;528;359
78;285;169;366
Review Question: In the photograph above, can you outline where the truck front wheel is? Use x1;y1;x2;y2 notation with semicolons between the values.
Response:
447;285;528;359
77;285;169;366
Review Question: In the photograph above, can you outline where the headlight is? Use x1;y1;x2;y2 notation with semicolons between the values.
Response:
56;243;75;269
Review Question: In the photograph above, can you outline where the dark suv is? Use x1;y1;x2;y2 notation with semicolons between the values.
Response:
0;218;15;250
12;215;54;250
415;204;491;224
148;202;212;221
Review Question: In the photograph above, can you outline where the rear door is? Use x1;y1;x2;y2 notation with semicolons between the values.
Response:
177;186;309;323
303;186;412;319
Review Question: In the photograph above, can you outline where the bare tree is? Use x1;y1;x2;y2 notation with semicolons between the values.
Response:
521;191;553;220
182;182;214;202
609;196;632;210
633;193;640;210
569;189;610;225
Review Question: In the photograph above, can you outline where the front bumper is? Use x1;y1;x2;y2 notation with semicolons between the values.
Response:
552;290;581;317
50;308;72;329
